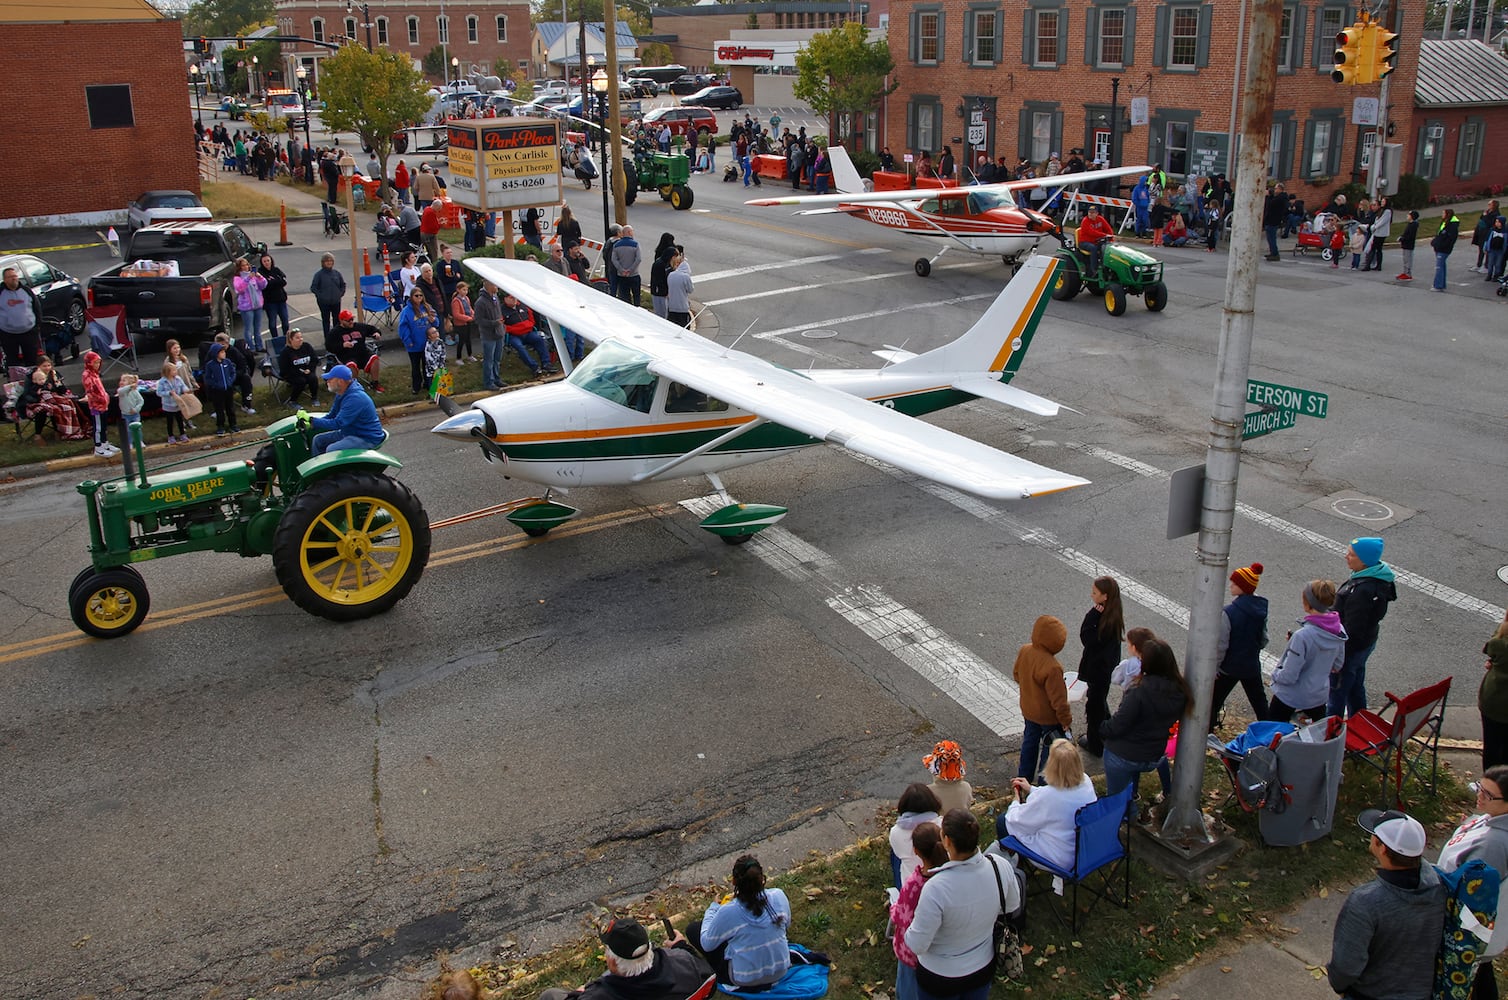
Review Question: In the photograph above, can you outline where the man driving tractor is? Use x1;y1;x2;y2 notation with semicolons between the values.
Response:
1076;204;1117;278
299;364;385;456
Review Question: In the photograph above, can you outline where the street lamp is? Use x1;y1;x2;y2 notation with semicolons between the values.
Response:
250;55;259;97
338;150;363;319
451;55;461;96
345;0;373;51
189;63;203;130
295;65;313;166
592;67;609;238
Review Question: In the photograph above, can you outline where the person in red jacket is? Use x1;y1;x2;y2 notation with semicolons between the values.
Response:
420;201;442;263
80;350;117;456
394;160;411;205
1076;204;1117;278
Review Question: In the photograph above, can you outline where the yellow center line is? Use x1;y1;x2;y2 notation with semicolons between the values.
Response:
1;505;660;665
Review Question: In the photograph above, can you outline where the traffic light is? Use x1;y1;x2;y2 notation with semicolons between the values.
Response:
197;36;209;54
236;34;246;49
1332;20;1374;85
1373;24;1399;81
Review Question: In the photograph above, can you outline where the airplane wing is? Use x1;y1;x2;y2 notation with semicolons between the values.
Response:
461;258;1088;499
745;163;1153;210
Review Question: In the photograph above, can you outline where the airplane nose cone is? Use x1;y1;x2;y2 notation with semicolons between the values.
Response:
431;408;487;440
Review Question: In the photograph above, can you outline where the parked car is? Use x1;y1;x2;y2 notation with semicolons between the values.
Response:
626;78;658;98
0;252;87;353
126;191;213;233
643;105;717;138
667;74;706;96
681;86;744;110
537;80;570;100
217;96;248;120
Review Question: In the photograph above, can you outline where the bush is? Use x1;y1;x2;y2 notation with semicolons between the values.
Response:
1334;180;1368;207
849;149;881;179
459;240;547;286
1393;173;1431;211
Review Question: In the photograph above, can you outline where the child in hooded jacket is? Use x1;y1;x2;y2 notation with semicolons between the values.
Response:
1267;580;1347;722
80;351;116;456
201;342;239;435
1210;562;1271;728
1014;614;1071;781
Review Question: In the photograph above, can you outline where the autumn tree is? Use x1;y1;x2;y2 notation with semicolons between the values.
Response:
318;45;433;202
793;22;896;149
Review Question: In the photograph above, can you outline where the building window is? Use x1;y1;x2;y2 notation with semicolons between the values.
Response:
345;16;356;40
85;85;134;129
496;14;507;41
907;96;943;153
407;16;419;44
970;9;998;65
1031;110;1052;161
1417;121;1442;179
1458;119;1484;177
1308;120;1332;175
1168;7;1198;67
1034;10;1059;66
1268;114;1295;180
1165;121;1191;173
917;101;936;151
377;16;389;44
914;10;940;63
1276;6;1294;71
1303;114;1344;178
437;15;449;44
1099;8;1126;67
1315;7;1344;72
467;14;478;42
312;17;325;43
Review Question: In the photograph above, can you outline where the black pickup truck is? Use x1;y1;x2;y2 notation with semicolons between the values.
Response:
87;222;265;346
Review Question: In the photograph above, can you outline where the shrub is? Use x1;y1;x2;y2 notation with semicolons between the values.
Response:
1393;173;1430;210
849;149;881;178
459;241;547;285
1334;180;1368;207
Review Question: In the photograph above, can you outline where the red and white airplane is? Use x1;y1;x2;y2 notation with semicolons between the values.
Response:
747;147;1149;277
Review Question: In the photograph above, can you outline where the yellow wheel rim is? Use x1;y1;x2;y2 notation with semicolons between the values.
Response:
1054;274;1065;291
1105;289;1117;310
84;586;138;631
297;495;416;606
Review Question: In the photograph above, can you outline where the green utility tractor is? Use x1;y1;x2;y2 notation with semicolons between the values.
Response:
624;150;695;210
71;417;430;639
1049;235;1169;316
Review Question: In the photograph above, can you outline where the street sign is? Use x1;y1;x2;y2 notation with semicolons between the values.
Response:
1352;96;1380;126
1245;378;1329;418
1242;407;1299;440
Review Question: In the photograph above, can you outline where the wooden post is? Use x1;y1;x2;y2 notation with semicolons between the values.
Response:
502;210;515;259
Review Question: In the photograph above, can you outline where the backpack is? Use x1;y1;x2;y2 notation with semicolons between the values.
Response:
1434;858;1501;1000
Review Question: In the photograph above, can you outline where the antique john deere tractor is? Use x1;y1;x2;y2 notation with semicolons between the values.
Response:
71;417;430;639
623;150;695;210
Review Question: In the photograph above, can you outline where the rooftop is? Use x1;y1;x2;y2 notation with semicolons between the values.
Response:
1415;38;1508;107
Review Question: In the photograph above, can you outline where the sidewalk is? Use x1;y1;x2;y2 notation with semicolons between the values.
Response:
1149;700;1488;1000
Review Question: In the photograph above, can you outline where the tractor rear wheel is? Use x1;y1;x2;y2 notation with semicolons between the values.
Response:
272;472;431;622
670;185;694;210
624;183;637;206
1051;264;1081;300
1104;283;1128;316
70;568;151;639
1144;281;1169;312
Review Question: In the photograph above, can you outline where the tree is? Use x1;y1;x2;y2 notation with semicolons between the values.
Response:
793;22;896;150
423;44;447;79
183;0;271;37
639;40;673;66
318;45;433;203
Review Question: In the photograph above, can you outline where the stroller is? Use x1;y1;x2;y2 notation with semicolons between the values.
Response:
1208;716;1346;846
1293;212;1347;260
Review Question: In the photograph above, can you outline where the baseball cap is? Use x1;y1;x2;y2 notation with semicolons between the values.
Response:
339;309;355;321
322;364;355;381
599;917;650;960
1358;809;1427;857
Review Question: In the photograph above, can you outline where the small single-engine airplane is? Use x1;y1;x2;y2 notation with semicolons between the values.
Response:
431;254;1088;544
745;148;1150;277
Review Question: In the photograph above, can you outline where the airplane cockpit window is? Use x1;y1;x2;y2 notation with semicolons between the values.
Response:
917;198;941;214
567;340;659;412
665;381;728;413
970;190;1010;212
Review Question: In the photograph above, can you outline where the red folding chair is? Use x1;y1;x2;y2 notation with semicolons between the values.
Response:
1344;676;1451;807
85;304;137;375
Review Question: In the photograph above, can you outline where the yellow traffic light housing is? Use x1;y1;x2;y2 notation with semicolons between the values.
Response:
1332;21;1375;85
1374;24;1399;81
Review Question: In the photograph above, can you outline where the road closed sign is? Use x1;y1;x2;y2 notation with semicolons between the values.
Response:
446;118;562;212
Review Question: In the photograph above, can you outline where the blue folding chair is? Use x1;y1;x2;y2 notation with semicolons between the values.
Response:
999;784;1134;932
359;274;395;331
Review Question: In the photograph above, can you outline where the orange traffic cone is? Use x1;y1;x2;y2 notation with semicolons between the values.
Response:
275;201;292;246
362;248;371;275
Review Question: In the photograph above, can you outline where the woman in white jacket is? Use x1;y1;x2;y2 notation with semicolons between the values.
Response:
995;738;1096;868
1437;765;1508;999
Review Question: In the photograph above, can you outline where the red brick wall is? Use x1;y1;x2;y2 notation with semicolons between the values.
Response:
0;21;198;223
1409;107;1508;200
882;0;1427;208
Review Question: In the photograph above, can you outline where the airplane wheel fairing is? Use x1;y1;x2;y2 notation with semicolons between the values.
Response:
915;258;932;277
71;569;150;639
699;502;787;543
670;185;694;210
1051;267;1081;300
506;501;579;537
1144;281;1168;312
1104;283;1128;316
273;472;430;622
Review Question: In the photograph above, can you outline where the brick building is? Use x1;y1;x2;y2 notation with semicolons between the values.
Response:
1412;39;1508;199
648;2;870;73
883;0;1429;205
274;0;533;86
0;0;198;227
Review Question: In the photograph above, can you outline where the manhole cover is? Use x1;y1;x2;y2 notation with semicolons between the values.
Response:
1498;566;1508;586
801;328;838;339
1331;497;1394;521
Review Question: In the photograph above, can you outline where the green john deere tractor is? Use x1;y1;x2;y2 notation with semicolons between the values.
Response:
71;417;430;639
1050;235;1169;316
624;150;695;210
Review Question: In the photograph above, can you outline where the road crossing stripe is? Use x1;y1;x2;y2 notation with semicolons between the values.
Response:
696;248;887;283
680;494;1025;738
702;261;990;307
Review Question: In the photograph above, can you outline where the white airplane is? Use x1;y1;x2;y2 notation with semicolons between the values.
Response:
746;147;1151;277
431;254;1087;543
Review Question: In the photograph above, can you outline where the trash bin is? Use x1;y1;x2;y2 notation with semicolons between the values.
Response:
1259;717;1346;847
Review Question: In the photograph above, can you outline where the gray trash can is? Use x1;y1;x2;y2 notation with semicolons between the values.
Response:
1259;717;1346;847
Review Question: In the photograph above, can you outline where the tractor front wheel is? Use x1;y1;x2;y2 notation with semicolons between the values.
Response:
1144;281;1169;312
670;185;694;210
70;568;150;639
1104;283;1128;316
272;472;431;622
1051;264;1082;300
659;185;673;201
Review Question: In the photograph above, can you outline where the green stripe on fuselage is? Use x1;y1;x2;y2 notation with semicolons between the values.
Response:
498;387;976;463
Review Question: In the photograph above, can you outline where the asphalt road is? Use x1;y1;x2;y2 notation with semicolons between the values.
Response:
2;171;1505;998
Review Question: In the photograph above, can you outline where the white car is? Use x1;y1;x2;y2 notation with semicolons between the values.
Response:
125;191;212;232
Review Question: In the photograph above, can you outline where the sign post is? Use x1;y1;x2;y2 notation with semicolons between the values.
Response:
446;118;563;259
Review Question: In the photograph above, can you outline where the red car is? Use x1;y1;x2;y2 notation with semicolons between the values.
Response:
643;105;717;138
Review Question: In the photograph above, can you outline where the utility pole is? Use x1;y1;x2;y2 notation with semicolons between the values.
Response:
603;0;627;225
1158;0;1284;848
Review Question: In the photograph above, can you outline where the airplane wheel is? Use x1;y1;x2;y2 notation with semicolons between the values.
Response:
70;568;150;639
1144;281;1169;312
670;185;694;210
722;533;754;545
1104;283;1128;317
522;526;551;537
1051;267;1081;300
915;258;932;277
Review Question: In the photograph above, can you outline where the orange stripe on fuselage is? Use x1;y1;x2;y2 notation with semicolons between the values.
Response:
986;267;1054;371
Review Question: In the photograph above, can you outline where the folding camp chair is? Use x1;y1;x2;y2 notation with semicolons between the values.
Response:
261;335;293;406
85;304;137;374
359;274;396;331
1206;720;1297;814
1000;784;1134;932
321;201;348;237
1345;676;1452;807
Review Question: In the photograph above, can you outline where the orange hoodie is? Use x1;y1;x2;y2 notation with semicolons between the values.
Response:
1013;615;1071;729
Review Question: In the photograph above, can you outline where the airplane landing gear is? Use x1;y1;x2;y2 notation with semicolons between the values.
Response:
697;472;787;544
915;258;932;277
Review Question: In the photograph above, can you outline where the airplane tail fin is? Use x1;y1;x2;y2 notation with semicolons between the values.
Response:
886;255;1061;378
827;145;865;194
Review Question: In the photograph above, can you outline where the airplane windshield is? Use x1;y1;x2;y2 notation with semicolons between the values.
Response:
568;340;659;412
969;190;1013;212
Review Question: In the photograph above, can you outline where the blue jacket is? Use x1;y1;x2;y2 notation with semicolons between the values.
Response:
398;303;434;352
310;382;383;443
1217;593;1269;680
202;354;236;391
699;889;792;987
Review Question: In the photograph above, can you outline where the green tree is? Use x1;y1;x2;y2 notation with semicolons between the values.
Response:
318;45;433;202
793;23;896;150
183;0;271;37
639;40;673;66
423;44;447;78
